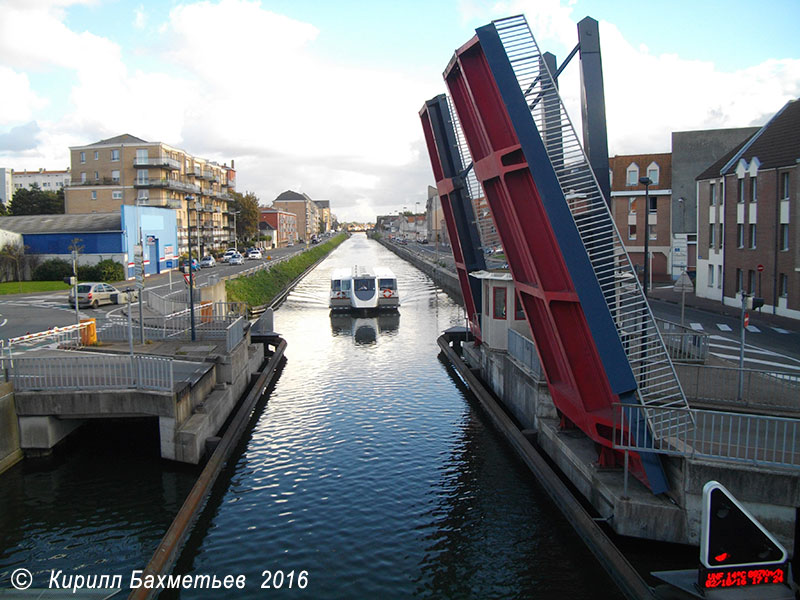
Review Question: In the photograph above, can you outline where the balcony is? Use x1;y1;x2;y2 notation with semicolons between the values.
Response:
191;166;202;178
68;177;119;187
133;156;180;170
200;169;215;181
134;178;201;194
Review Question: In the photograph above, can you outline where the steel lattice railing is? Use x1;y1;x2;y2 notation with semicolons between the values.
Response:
488;15;693;440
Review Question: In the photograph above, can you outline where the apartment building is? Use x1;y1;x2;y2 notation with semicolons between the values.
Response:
609;153;672;283
259;207;298;247
273;190;321;241
314;200;332;233
696;99;799;319
64;134;235;255
12;168;71;192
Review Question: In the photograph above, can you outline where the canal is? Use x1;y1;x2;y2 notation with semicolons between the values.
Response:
0;234;626;598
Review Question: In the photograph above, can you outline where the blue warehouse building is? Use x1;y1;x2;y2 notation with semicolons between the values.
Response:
0;206;178;279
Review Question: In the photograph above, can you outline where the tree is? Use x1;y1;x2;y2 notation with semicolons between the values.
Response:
8;184;65;215
228;190;259;243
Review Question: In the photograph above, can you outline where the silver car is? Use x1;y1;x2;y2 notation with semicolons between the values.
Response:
69;282;135;308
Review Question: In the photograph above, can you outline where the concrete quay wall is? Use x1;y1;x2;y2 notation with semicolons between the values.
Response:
0;382;22;475
375;238;462;300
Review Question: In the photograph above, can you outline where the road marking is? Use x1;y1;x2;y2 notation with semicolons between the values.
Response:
716;323;732;331
0;318;6;327
709;352;800;371
689;322;704;331
774;328;792;334
745;325;761;333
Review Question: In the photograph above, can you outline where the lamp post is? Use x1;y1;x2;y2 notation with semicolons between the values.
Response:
185;194;196;341
639;176;652;297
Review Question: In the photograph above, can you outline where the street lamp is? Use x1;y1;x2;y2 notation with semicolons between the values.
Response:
185;194;197;341
639;176;652;297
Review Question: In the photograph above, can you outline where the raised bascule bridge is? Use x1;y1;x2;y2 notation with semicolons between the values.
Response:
421;13;800;567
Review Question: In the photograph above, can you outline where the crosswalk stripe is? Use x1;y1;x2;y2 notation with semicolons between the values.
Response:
716;323;732;331
690;322;704;331
745;325;761;333
774;328;792;334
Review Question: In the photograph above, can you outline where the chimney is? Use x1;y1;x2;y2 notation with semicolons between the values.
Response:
231;159;235;169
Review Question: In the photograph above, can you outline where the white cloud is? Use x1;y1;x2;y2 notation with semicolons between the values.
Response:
134;4;147;29
0;66;48;125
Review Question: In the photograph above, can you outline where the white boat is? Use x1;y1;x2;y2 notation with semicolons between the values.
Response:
330;265;399;312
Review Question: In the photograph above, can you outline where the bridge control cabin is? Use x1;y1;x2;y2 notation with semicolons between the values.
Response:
470;270;530;350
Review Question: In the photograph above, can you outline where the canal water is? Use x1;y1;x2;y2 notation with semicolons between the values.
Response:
0;234;626;598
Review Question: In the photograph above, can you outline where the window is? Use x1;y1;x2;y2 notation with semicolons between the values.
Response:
628;224;637;240
649;224;656;240
647;162;659;185
737;224;744;248
94;151;98;160
717;265;722;289
628;198;636;214
649;196;657;213
779;274;788;298
738;179;744;203
136;169;148;185
80;151;86;163
112;191;122;200
736;268;743;293
748;270;756;294
493;287;506;320
708;265;714;286
719;224;724;247
91;191;97;200
749;224;756;249
80;172;87;183
94;171;99;181
750;177;757;202
626;163;639;186
137;190;149;202
111;170;120;183
709;183;716;206
780;224;789;251
514;293;525;320
111;149;120;161
708;224;715;248
781;172;790;199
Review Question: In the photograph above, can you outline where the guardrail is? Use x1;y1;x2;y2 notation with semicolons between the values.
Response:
655;319;710;363
507;328;544;380
614;403;800;469
2;354;174;392
675;364;800;413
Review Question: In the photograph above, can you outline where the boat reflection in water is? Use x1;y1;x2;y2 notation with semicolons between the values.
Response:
330;313;400;345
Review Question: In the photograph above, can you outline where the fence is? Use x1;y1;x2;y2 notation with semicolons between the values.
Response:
675;364;800;413
507;328;544;380
2;354;174;392
614;403;800;469
656;319;710;363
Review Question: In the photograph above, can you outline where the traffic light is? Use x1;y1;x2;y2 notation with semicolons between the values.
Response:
747;296;765;310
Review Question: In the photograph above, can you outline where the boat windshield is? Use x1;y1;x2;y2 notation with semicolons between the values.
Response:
342;280;351;291
378;278;396;290
331;280;341;291
354;278;375;292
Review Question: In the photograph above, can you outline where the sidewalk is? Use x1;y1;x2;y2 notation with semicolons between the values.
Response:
648;284;799;331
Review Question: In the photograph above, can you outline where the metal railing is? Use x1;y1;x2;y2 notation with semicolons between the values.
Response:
133;156;181;170
656;319;710;363
675;364;800;413
507;328;543;380
614;403;800;469
4;322;93;358
2;354;174;392
490;16;692;439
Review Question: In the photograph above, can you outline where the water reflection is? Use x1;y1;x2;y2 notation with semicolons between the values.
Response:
330;313;400;345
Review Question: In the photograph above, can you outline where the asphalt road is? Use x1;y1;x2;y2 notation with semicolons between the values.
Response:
0;243;312;342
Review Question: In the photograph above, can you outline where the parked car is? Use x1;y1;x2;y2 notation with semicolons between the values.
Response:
247;249;262;260
228;253;244;265
200;255;216;268
181;258;199;271
221;249;238;262
69;282;135;308
287;242;294;247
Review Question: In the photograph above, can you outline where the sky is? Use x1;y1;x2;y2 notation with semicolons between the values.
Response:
0;0;798;223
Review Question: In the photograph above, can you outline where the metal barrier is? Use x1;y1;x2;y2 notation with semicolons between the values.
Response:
656;319;710;363
2;354;174;392
675;364;800;413
4;321;96;358
507;329;543;380
614;403;800;469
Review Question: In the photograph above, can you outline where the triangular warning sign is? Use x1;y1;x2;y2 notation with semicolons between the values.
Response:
700;481;787;569
183;273;191;286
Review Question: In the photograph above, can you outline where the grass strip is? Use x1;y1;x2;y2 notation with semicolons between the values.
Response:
0;281;70;295
225;234;347;307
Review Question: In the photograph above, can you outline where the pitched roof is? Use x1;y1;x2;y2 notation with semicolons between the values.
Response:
314;200;330;209
719;99;800;174
94;134;148;145
696;137;752;180
274;190;307;202
0;213;121;234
